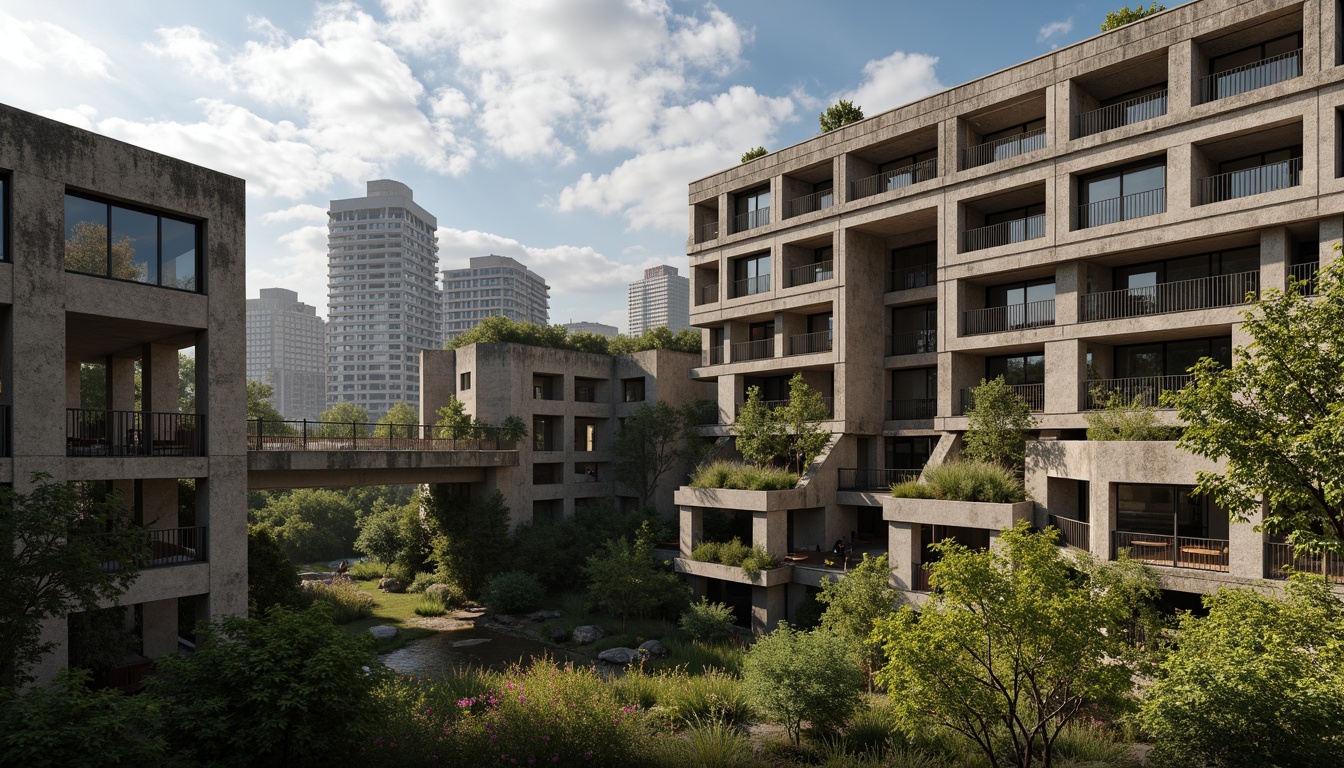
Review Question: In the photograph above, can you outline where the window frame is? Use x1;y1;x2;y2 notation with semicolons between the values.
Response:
62;191;204;293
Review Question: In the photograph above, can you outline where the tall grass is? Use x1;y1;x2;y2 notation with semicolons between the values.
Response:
689;537;781;578
304;579;374;624
892;461;1026;504
658;719;761;768
690;461;798;491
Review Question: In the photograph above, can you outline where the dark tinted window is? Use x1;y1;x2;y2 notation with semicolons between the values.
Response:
64;193;201;292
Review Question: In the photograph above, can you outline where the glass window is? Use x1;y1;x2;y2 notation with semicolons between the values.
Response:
65;196;108;275
986;353;1045;385
63;194;202;291
161;218;198;291
892;368;936;400
111;206;157;284
987;278;1055;308
886;436;934;470
1114;336;1232;378
622;378;646;403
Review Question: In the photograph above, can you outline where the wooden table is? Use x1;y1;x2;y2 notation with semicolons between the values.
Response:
1180;546;1225;558
1128;540;1170;549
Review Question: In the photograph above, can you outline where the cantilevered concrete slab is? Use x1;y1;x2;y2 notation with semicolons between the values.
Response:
246;448;518;489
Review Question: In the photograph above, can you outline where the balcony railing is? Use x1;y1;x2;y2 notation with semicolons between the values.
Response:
886;399;936;420
67;409;205;457
702;345;724;366
0;404;9;458
788;260;833;288
912;563;934;592
695;401;722;425
784;189;834;218
963;128;1047;169
1114;531;1229;572
788;331;832;356
731;274;771;298
100;526;208;573
889;263;937;292
1082;270;1258;322
730;338;774;362
1290;261;1319;296
1073;89;1168;138
961;214;1047;252
850;158;938;200
247;419;516;451
838;467;921;490
574;386;596;403
696;283;719;306
962;298;1055;335
732;208;771;234
1198;49;1302;103
1076;187;1165;229
1265;542;1344;583
887;329;937;356
961;383;1044;414
1049;515;1090;550
1084;374;1193;410
736;397;834;418
697;221;719;243
1196;158;1302;205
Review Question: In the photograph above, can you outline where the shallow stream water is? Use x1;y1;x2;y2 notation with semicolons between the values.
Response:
380;624;590;677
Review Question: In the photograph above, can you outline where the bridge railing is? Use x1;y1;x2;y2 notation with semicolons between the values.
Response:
247;419;518;451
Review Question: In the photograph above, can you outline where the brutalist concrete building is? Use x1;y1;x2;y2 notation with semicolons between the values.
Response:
678;0;1343;631
1;103;248;683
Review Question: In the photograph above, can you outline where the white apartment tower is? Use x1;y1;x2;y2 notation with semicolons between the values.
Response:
628;264;690;335
246;288;326;421
326;180;442;421
442;254;550;342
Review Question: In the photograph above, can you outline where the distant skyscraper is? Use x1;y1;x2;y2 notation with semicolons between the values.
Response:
247;288;327;421
326;180;442;421
627;265;689;335
563;321;619;338
442;254;550;342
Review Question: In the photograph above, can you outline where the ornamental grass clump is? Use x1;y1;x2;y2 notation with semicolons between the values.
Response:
890;461;1026;504
304;578;374;624
690;460;798;491
690;537;781;578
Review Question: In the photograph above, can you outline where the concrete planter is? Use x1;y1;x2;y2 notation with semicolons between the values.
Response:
673;557;794;587
674;486;805;512
882;497;1033;530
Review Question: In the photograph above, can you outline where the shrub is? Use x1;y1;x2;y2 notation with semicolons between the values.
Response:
482;570;544;615
680;599;737;644
690;460;799;491
921;461;1026;503
0;670;170;765
661;670;754;726
743;624;864;745
1086;389;1183;441
304;579;375;624
691;540;722;563
406;571;443;593
739;547;781;580
689;537;782;579
716;537;751;567
348;559;385;581
413;597;448;617
889;480;936;499
424;582;463;608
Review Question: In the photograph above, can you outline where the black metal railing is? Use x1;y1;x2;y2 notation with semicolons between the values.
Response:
889;263;937;291
1073;89;1168;138
697;283;719;306
963;128;1046;169
1082;271;1258;321
1290;261;1319;296
886;399;936;420
961;383;1044;414
784;189;834;218
1049;514;1090;550
789;260;833;288
1084;374;1193;410
838;467;921;490
0;404;9;458
67;409;205;457
695;402;721;425
247;419;517;451
1076;187;1165;229
731;274;771;298
733;208;770;234
730;338;774;361
1196;158;1302;205
574;386;596;403
887;329;937;356
963;298;1055;335
697;221;719;243
1198;49;1301;103
961;214;1047;252
1113;531;1229;572
703;345;724;366
100;526;208;572
788;331;832;356
1265;542;1344;583
850;158;938;200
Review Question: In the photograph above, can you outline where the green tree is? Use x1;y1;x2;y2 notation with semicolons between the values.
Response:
246;380;297;436
433;397;473;439
583;521;688;627
819;99;864;133
445;315;571;350
353;500;408;575
741;146;767;163
775;373;831;473
250;489;359;563
67;607;138;677
0;670;170;765
1101;2;1165;31
742;624;864;745
1085;389;1182;441
613;400;708;510
1140;577;1344;767
0;477;145;687
874;522;1152;768
963;376;1036;469
817;552;897;690
424;487;510;598
499;415;529;442
178;352;196;413
374;402;419;438
567;331;611;354
608;326;704;355
148;604;381;768
679;598;737;644
1167;255;1344;552
317;402;371;438
247;524;303;616
733;385;784;467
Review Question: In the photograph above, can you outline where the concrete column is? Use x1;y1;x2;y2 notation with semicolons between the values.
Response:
786;583;810;623
1321;216;1343;269
140;598;179;660
1168;39;1196;112
1088;479;1115;559
1260;227;1290;294
1166;141;1194;213
1053;260;1084;326
1229;508;1265;580
109;357;136;411
1304;0;1323;75
944;352;983;417
888;521;921;590
1322;0;1341;70
937;117;958;178
29;616;69;687
770;174;783;230
1052;80;1071;144
1044;339;1086;415
1231;322;1253;365
717;374;739;424
65;361;81;409
753;509;787;558
716;193;729;240
750;583;787;635
679;505;702;557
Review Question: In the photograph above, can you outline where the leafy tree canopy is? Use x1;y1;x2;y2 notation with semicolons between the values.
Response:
819;99;864;133
250;489;359;563
1101;2;1165;31
424;488;511;598
963;375;1036;469
613;400;710;510
1084;389;1182;441
0;669;170;764
817;552;897;689
446;315;700;355
742;623;864;744
733;374;831;473
741;146;767;163
374;402;419;437
246;523;303;616
317;402;371;438
583;521;688;627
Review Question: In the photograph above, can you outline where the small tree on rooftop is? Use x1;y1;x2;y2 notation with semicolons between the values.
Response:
776;373;831;474
734;385;785;468
433;397;473;439
1101;3;1165;31
963;376;1036;470
819;99;864;133
741;146;767;163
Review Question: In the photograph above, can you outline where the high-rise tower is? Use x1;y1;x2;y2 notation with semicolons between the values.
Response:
628;264;690;335
442;254;550;343
246;288;326;421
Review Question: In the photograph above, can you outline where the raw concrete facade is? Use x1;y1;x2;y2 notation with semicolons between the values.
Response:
327;180;442;421
0;103;248;683
442;255;550;343
681;0;1344;629
421;343;710;528
247;287;325;421
628;264;691;335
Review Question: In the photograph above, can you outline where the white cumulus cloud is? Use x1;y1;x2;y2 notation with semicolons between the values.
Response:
840;51;944;117
1038;19;1074;45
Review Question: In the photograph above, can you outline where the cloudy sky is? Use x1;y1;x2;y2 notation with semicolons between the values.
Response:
0;0;1175;332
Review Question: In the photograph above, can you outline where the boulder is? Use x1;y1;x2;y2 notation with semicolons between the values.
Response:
424;583;456;606
571;625;605;645
378;578;405;593
549;628;569;642
368;625;398;640
638;639;669;658
527;609;562;621
597;647;642;665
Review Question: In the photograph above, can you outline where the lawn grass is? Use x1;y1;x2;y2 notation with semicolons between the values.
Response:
337;578;439;653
